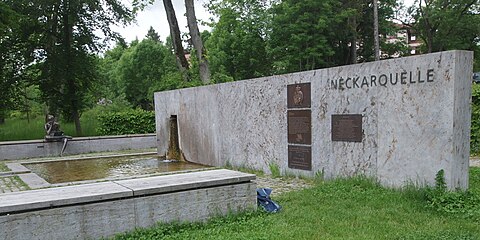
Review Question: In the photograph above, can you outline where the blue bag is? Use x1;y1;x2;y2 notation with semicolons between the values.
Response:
257;188;281;213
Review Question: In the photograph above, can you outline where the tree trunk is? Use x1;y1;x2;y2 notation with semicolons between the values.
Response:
185;0;210;84
163;0;189;81
63;1;82;136
373;0;380;61
351;16;358;64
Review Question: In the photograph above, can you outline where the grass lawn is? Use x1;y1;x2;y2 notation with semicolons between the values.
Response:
0;115;98;141
114;167;480;240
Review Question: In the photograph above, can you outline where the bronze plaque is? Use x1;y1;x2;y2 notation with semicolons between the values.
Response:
288;110;311;145
331;114;363;142
287;83;311;108
288;145;312;170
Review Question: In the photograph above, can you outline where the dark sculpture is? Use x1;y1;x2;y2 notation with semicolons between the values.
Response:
44;115;64;137
44;114;72;156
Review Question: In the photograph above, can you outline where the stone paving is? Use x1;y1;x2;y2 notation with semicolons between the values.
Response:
0;176;29;193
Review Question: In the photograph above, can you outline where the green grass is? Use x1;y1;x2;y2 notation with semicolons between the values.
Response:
0;115;99;141
12;176;30;190
0;162;9;172
113;167;480;240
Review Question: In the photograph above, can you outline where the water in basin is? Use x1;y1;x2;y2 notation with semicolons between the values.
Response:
24;155;206;184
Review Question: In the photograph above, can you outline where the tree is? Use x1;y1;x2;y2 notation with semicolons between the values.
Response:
146;26;161;42
268;0;400;74
405;0;480;55
0;2;36;123
185;0;211;83
117;39;177;109
3;0;134;135
163;0;190;80
206;0;271;80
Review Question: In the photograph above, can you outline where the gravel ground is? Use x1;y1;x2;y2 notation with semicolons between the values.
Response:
254;176;314;197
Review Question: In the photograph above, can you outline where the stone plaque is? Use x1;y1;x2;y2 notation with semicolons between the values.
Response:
288;110;311;145
331;114;363;142
287;83;311;108
288;145;312;170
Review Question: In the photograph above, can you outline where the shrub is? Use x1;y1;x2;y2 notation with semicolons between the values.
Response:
425;169;480;220
97;109;155;135
471;84;480;155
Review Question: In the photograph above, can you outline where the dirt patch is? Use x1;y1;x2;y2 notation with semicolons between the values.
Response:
471;157;480;167
254;176;314;197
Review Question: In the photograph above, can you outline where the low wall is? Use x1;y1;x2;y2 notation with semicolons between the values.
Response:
0;169;256;240
154;51;472;189
0;134;156;160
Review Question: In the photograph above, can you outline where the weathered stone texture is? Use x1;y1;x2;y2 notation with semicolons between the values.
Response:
155;51;472;189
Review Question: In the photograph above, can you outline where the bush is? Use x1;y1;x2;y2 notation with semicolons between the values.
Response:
472;84;480;155
425;170;480;220
97;109;155;135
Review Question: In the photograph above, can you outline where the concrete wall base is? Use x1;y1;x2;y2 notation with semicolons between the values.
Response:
0;169;256;240
0;134;156;161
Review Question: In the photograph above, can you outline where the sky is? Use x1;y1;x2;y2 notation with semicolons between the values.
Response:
112;0;211;44
113;0;416;45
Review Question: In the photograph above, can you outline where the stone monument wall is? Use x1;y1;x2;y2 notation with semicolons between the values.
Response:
154;51;473;189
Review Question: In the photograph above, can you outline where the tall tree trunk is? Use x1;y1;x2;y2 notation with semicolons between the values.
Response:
163;0;189;81
351;16;358;64
63;0;82;135
373;0;380;61
185;0;210;84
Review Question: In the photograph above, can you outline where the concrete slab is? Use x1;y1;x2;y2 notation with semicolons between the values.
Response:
4;163;30;174
0;182;132;214
18;173;51;189
115;169;256;196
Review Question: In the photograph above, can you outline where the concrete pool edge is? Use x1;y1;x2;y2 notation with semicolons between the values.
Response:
0;134;156;161
0;169;257;240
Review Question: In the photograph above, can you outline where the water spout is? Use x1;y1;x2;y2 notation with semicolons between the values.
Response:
61;138;69;157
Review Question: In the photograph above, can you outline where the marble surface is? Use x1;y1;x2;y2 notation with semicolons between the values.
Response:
154;50;473;189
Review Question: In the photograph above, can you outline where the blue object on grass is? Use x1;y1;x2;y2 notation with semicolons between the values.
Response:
257;188;281;213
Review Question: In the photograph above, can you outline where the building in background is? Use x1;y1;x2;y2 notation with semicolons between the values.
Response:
384;23;422;57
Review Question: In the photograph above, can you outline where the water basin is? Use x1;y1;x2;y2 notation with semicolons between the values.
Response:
24;155;207;184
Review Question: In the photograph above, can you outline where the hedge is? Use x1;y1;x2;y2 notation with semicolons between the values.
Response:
97;109;155;135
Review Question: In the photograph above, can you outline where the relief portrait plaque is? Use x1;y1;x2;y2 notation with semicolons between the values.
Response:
288;145;312;170
331;114;363;142
287;83;311;108
288;110;311;145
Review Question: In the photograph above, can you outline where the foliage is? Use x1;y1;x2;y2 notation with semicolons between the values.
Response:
206;0;271;80
97;109;155;135
268;0;401;74
0;162;9;172
268;162;281;178
117;39;177;110
472;84;480;155
148;72;203;99
145;26;161;43
406;0;479;53
0;2;35;121
113;168;480;239
424;169;480;221
1;0;134;135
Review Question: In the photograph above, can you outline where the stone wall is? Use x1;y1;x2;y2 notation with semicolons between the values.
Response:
154;51;473;189
0;134;156;160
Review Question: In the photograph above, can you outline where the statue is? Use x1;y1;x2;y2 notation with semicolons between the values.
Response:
44;114;71;156
44;115;64;137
